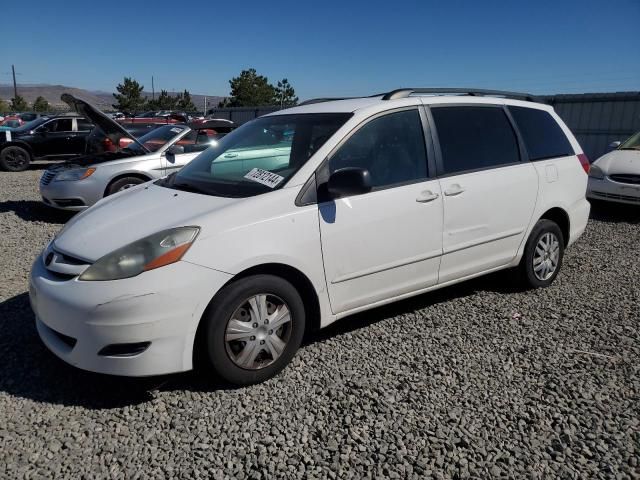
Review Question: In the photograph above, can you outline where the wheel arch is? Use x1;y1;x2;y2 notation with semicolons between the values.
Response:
192;262;322;368
539;207;570;246
104;172;153;197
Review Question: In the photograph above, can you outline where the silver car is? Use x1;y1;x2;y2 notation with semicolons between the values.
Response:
40;95;235;211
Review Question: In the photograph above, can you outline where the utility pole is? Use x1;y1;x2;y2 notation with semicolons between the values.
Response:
204;96;207;116
152;76;155;100
12;65;18;99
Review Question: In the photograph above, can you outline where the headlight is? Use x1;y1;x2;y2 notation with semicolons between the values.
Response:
54;167;96;182
79;226;199;281
588;165;605;180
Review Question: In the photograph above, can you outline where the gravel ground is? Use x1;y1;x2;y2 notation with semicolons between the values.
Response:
0;163;638;479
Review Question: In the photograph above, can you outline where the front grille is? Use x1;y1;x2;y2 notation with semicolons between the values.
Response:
40;170;57;186
609;174;640;185
591;190;640;203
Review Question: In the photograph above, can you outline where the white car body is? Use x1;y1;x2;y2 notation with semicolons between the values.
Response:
30;91;590;377
587;140;640;205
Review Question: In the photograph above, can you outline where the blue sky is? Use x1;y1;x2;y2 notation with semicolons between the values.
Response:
1;0;639;99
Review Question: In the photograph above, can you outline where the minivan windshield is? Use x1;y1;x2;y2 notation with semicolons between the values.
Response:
619;131;640;151
162;113;351;198
124;124;189;154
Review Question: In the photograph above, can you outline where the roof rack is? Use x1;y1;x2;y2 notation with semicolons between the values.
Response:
381;88;540;102
298;97;355;106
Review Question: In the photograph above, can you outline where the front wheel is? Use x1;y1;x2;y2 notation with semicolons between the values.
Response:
518;219;564;288
199;275;306;386
106;176;145;196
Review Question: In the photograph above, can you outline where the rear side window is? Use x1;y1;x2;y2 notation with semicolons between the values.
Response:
509;106;574;160
432;106;520;175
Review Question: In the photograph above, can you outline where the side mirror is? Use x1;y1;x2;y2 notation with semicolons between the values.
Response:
327;167;372;199
167;144;185;155
607;141;621;152
165;144;185;163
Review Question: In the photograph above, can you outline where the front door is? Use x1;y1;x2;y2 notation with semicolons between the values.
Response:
318;108;443;314
429;105;538;283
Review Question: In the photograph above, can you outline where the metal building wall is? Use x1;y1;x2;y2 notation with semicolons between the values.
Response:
546;92;640;161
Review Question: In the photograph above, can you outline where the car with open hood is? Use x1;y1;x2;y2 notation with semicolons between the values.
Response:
39;94;235;210
587;131;640;205
30;88;590;386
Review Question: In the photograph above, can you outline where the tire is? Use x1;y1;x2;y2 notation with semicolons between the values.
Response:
106;176;146;196
518;219;564;288
199;274;306;386
0;146;32;172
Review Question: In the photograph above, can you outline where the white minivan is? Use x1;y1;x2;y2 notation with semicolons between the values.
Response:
30;88;591;385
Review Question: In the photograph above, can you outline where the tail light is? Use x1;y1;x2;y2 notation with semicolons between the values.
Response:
577;153;590;174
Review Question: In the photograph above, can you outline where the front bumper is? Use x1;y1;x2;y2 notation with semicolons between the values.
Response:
39;171;105;211
29;256;232;376
587;177;640;205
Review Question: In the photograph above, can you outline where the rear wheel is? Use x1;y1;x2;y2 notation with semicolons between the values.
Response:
199;275;306;386
518;219;564;288
0;146;32;172
106;176;146;196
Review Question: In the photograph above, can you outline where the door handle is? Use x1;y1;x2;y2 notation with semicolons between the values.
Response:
416;190;440;203
224;153;238;158
444;184;465;196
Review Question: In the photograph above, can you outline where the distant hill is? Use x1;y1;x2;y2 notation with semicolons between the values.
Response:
0;84;225;113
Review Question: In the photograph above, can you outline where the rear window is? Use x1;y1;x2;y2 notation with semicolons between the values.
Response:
509;106;574;161
431;106;520;175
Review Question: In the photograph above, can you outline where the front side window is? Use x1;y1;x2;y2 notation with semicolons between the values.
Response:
329;109;428;188
509;106;574;160
432;106;520;175
42;118;73;133
166;113;351;198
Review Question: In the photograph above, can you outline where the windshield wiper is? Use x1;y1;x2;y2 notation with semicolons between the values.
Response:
171;182;212;195
619;147;640;151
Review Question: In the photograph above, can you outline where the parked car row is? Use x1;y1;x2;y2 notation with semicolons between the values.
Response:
29;88;596;386
40;95;235;210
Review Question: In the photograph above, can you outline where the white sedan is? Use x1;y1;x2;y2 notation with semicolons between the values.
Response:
588;132;640;205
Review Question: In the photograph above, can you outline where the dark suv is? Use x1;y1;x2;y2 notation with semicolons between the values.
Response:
0;115;95;171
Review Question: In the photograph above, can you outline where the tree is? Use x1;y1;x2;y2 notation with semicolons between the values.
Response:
32;96;50;112
10;95;29;111
0;98;9;113
112;77;146;113
176;89;197;112
148;90;177;110
223;68;276;107
274;78;298;108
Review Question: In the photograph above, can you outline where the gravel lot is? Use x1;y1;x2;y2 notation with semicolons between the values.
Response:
0;162;638;479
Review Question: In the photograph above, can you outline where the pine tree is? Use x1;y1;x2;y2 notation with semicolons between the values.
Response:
112;77;146;113
224;69;276;107
10;95;29;111
32;96;50;112
274;79;298;108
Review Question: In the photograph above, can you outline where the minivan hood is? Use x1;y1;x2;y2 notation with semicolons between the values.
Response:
61;93;136;142
594;149;640;175
54;183;238;262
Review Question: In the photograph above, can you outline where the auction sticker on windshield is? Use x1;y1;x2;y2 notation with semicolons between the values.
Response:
244;168;285;189
170;127;184;134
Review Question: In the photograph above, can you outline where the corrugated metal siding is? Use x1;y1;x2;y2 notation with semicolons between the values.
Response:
210;92;640;162
546;92;640;161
